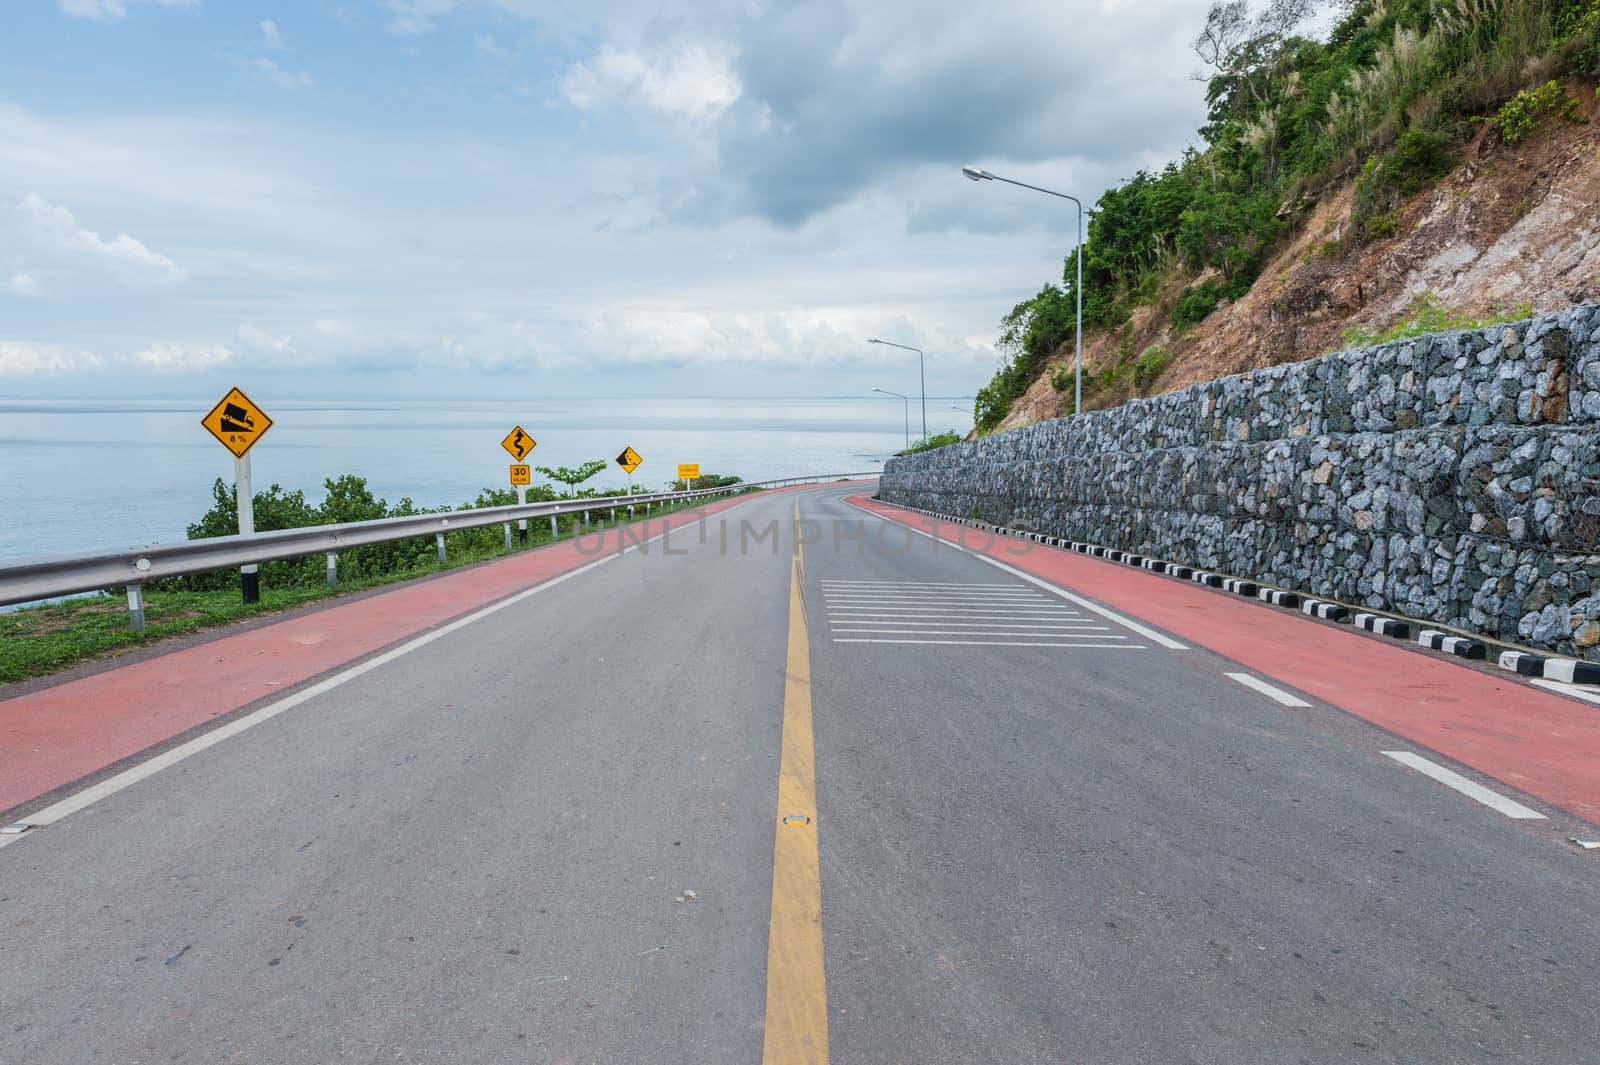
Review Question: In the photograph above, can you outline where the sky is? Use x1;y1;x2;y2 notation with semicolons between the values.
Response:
0;0;1214;401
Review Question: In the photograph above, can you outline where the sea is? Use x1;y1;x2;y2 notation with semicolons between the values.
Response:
0;397;971;564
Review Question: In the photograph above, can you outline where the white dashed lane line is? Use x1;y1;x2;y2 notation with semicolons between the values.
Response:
1381;751;1547;820
1224;672;1312;708
821;579;1146;650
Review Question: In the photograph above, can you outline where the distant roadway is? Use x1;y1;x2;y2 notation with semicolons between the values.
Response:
2;482;1598;1063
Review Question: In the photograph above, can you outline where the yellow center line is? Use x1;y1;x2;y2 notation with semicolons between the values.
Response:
762;498;830;1064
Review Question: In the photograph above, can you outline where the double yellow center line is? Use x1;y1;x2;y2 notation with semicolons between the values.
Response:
761;499;830;1064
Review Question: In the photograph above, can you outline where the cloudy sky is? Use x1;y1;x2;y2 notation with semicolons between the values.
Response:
0;0;1211;399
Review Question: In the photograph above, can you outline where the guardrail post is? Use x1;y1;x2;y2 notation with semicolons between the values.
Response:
435;533;446;565
584;510;590;529
503;523;512;551
549;514;558;541
126;584;145;632
326;552;338;587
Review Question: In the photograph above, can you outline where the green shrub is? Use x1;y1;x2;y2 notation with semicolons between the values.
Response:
901;431;963;455
1340;293;1534;349
1491;81;1583;142
1050;363;1075;392
1133;346;1169;389
1171;280;1224;331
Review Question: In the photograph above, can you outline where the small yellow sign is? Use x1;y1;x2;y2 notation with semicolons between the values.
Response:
201;386;273;459
677;463;700;480
616;446;644;475
510;464;531;486
501;426;537;462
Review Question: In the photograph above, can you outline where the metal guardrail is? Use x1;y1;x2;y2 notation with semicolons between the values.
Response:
0;473;879;616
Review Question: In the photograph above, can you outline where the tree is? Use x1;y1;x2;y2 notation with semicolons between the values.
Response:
535;460;608;497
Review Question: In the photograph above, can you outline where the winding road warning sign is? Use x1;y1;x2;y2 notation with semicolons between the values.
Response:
502;426;537;462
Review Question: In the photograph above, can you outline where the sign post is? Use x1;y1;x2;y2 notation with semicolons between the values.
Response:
201;387;274;604
502;427;537;544
617;446;644;518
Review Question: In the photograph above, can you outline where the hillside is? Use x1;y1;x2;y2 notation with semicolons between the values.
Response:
977;0;1600;434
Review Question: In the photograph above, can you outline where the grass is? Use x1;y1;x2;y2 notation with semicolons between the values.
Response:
0;494;737;686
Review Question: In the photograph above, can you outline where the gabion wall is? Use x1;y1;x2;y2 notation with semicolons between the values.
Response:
881;304;1600;660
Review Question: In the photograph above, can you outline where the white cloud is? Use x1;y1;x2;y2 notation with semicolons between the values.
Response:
260;19;286;50
16;193;185;284
238;322;298;357
7;272;38;296
254;57;314;89
0;340;100;375
133;342;234;372
384;0;460;35
561;42;741;126
57;0;196;20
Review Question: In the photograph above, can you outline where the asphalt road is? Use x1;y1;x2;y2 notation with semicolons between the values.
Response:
2;484;1598;1064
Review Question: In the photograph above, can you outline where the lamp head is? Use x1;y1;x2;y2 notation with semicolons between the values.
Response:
962;166;993;182
867;337;881;345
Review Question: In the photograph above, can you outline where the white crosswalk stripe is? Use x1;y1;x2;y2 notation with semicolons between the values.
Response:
821;579;1146;649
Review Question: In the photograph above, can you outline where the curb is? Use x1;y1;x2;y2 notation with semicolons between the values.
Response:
1497;650;1600;684
1418;629;1487;660
1356;613;1411;639
1302;599;1352;623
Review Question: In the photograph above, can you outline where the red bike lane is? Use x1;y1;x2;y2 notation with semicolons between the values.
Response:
853;495;1600;827
0;489;819;816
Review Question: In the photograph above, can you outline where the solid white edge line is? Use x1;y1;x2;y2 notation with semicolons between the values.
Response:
830;629;1124;638
830;621;1105;628
1380;751;1547;820
844;499;1188;650
1530;678;1600;706
832;639;1145;648
1224;672;1312;708
0;496;773;852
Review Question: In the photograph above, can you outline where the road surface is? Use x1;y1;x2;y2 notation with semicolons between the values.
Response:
2;483;1597;1064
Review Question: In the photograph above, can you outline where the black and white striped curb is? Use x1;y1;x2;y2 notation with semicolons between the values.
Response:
1355;613;1411;639
1190;571;1225;588
1221;577;1259;597
1417;629;1487;660
1497;651;1600;684
1141;558;1165;571
1301;599;1352;622
1259;588;1301;608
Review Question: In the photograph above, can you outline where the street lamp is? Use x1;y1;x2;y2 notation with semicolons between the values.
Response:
866;338;926;441
962;165;1085;417
872;387;911;449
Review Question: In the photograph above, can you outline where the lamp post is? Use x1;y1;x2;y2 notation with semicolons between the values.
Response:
873;387;911;449
962;166;1085;417
867;338;925;442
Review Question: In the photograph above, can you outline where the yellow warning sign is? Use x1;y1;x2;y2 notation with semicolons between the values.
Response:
616;446;644;475
501;426;537;462
510;464;531;486
201;386;273;459
677;463;700;480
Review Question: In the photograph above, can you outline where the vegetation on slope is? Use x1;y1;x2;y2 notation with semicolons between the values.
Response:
974;0;1600;432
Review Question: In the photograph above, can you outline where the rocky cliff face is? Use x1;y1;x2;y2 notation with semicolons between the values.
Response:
996;97;1600;432
887;303;1600;661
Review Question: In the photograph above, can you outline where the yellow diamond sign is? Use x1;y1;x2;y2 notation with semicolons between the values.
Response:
501;426;537;462
616;446;644;475
201;386;273;459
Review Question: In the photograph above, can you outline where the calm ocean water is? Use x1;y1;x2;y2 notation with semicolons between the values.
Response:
0;397;970;563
